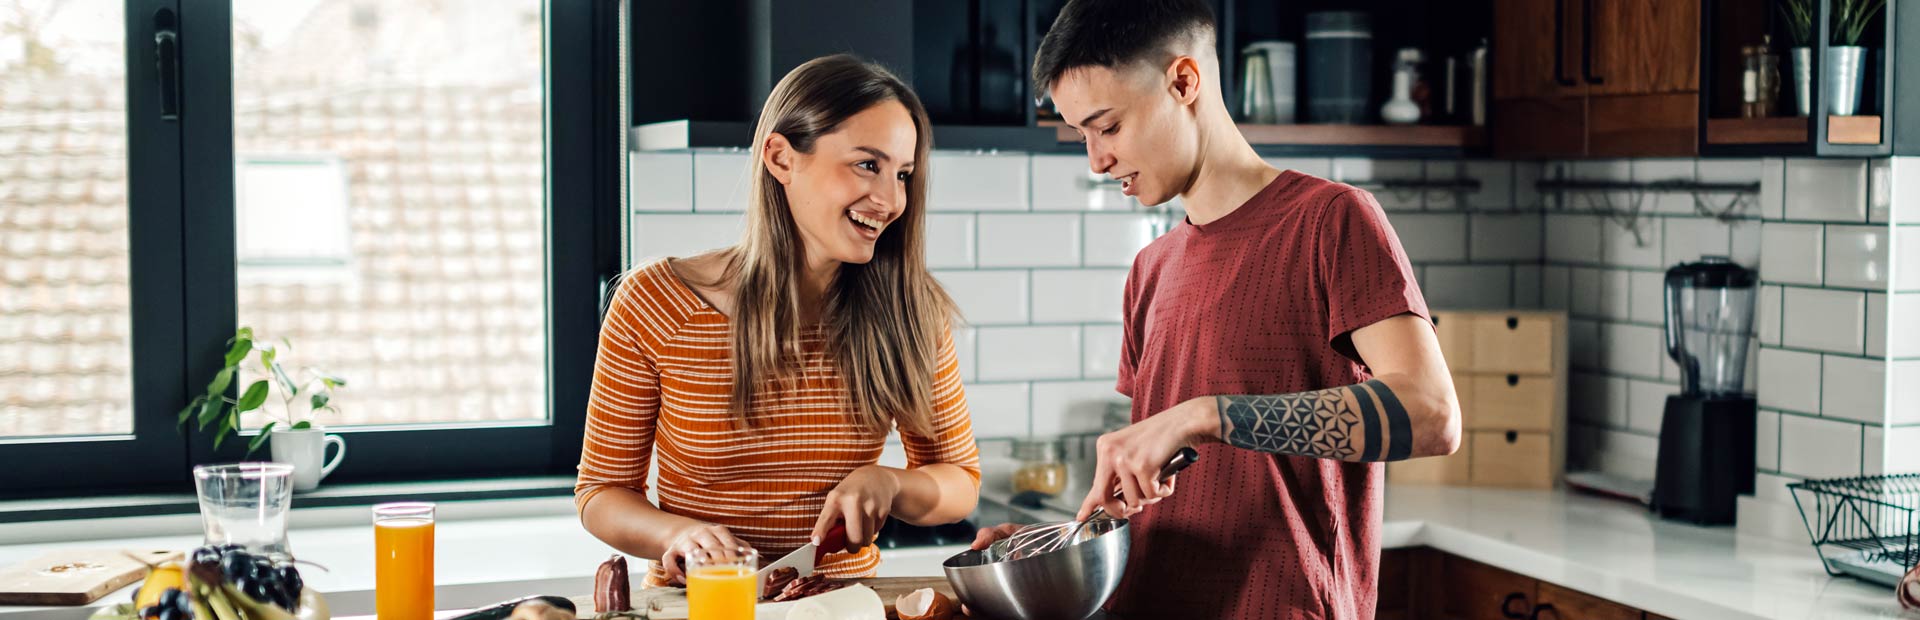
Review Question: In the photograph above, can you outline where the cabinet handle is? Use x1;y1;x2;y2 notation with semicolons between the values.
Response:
1501;592;1531;619
1581;0;1604;85
154;8;181;121
1506;430;1519;443
1506;316;1520;329
1530;603;1561;620
1507;374;1520;386
1552;0;1575;86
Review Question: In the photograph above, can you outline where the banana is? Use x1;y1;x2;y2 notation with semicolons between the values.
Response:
293;588;330;620
220;583;294;620
201;583;243;620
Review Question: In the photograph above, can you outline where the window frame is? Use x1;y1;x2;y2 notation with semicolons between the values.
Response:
0;0;626;497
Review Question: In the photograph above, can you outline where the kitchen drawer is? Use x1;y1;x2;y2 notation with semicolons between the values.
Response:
1441;554;1537;620
1469;430;1554;489
1468;314;1556;375
1535;581;1640;620
1387;436;1471;486
1465;374;1557;432
1433;312;1476;369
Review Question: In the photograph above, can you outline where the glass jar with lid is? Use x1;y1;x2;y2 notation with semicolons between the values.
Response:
1011;438;1068;499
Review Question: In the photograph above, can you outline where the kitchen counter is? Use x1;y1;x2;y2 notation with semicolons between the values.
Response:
0;487;1908;620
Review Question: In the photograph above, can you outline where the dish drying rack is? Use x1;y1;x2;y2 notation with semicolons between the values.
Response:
1788;473;1920;588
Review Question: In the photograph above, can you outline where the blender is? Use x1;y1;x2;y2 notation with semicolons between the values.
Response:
1652;257;1758;525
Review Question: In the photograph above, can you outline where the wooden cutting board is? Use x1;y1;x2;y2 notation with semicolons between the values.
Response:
622;576;954;620
0;549;182;606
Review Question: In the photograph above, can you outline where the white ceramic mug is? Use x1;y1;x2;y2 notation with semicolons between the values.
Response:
269;427;346;491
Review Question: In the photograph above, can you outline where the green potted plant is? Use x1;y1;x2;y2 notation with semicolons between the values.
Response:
1777;0;1814;116
179;326;349;491
1828;0;1886;115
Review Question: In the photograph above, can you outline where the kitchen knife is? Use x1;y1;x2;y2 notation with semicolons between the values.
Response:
755;522;847;581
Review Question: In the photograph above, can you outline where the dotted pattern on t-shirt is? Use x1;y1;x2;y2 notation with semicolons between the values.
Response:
1109;171;1428;620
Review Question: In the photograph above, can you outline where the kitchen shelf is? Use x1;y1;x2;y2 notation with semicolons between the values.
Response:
630;120;1061;152
1828;116;1883;145
1705;117;1809;145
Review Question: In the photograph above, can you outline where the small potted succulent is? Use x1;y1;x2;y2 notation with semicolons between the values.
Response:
179;327;348;491
1777;0;1814;116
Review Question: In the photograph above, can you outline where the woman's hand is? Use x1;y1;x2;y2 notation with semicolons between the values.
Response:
811;465;902;554
659;522;751;586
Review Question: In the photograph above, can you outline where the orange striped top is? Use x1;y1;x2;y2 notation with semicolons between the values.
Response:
574;260;981;584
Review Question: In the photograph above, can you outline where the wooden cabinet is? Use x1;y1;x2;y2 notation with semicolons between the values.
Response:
1391;311;1566;489
1492;0;1700;158
1384;551;1656;620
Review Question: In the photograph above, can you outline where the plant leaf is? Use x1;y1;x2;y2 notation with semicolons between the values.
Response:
292;420;312;430
247;422;277;455
178;396;205;426
320;373;348;389
280;338;293;351
212;412;232;450
197;399;223;431
309;391;331;411
271;362;296;396
224;338;252;367
236;380;271;412
206;367;234;397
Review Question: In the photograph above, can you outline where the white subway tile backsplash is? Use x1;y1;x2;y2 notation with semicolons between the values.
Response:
1570;267;1603;317
1546;214;1604;263
954;327;978;382
1889;361;1920;426
1082;324;1123;380
1333;159;1423;210
1634;159;1698;214
1779;414;1863;479
1887;426;1920;474
1895;227;1920;292
1757;347;1822;413
1759;285;1783;345
1470;214;1542;261
1569;372;1611;425
1600;269;1633;321
1756;410;1781;471
1465;161;1516;209
1574;160;1633;182
632;213;746;261
1515;162;1545;210
1823;225;1889;288
1870;160;1892;223
631;152;694;212
1781;287;1865;354
1082;213;1157;267
1032;269;1127;323
1603;323;1664;378
978;326;1082;381
1784;159;1868;222
1627;379;1674;434
1759;223;1824;285
1662;217;1732;266
1390;214;1469;261
1588;426;1660;481
1629;271;1665;324
925;214;977;268
1424;265;1512;310
1759;158;1786;220
1820;355;1886;425
931;153;1030;211
1865;425;1886;475
692;151;752;212
1031;154;1131;211
1866;293;1887;358
1542;266;1571;310
1889;294;1920;357
1512;264;1543;308
1730;220;1763;270
1894;159;1920;224
1603;218;1663;268
1569;319;1602;369
1697;159;1763;185
1030;380;1126;437
936;270;1029;325
978;214;1082;267
1265;157;1333;179
963;382;1031;438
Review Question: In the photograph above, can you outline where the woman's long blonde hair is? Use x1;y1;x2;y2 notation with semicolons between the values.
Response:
709;54;955;437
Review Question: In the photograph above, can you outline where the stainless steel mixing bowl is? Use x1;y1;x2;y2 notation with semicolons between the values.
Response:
941;518;1129;620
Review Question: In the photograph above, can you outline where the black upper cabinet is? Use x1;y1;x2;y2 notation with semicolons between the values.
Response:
915;0;1028;126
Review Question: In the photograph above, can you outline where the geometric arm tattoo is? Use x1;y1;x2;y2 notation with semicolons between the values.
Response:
1215;379;1414;462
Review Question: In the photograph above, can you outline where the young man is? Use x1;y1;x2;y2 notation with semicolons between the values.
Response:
971;1;1462;618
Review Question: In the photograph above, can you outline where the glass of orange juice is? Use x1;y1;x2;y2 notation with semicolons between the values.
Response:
685;545;757;620
372;502;435;620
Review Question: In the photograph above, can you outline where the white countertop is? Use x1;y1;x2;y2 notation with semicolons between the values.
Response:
0;487;1910;620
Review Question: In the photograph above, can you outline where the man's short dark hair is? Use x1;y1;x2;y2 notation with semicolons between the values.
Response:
1030;0;1217;97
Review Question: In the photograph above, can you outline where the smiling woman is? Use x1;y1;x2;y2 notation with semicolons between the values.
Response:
574;55;981;587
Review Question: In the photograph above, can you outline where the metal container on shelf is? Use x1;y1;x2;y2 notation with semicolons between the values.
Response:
1304;11;1372;124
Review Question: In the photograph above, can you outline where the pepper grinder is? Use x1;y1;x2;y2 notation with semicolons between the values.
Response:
1382;47;1422;125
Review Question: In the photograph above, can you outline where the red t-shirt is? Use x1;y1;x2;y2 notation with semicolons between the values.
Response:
1110;171;1428;619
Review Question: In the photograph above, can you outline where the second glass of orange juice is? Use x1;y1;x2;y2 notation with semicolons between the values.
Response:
373;502;435;620
686;546;757;620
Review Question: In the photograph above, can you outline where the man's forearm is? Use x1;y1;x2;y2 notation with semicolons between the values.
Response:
1211;377;1453;462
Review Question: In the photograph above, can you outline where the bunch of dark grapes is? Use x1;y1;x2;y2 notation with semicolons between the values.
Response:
190;545;303;612
138;589;192;620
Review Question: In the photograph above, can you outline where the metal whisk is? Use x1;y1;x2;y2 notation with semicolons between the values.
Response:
986;447;1198;562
